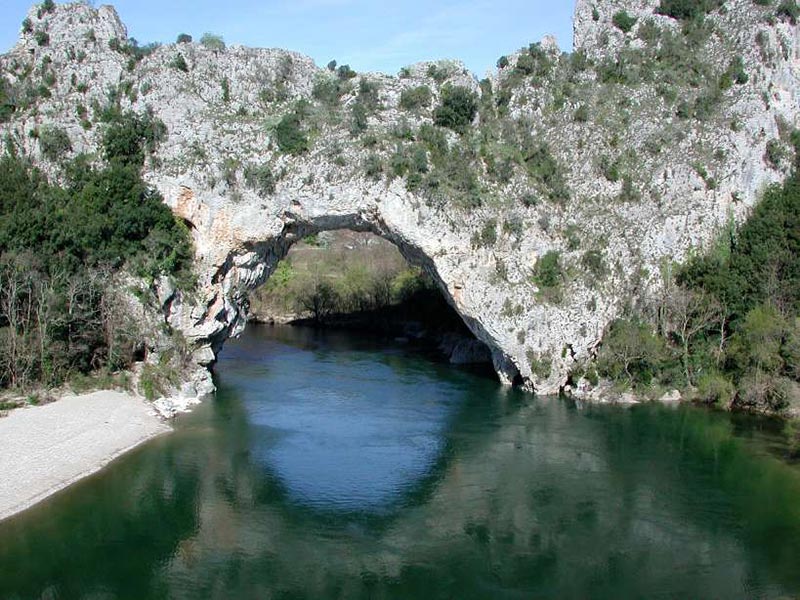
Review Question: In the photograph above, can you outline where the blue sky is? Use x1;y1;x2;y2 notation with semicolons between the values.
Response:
1;0;575;75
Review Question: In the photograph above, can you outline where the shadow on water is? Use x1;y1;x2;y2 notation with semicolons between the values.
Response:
0;325;800;599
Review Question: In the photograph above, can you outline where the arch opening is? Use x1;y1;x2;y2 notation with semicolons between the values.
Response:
225;229;498;377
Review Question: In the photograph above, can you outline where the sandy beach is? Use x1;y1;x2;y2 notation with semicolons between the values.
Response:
0;391;171;523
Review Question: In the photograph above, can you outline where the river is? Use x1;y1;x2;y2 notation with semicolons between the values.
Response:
1;325;800;599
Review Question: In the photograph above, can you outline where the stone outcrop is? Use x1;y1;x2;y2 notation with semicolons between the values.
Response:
1;0;798;395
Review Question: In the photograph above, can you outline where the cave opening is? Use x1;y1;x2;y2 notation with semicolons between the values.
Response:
243;229;496;377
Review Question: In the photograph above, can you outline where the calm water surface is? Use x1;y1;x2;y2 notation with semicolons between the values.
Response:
2;325;800;599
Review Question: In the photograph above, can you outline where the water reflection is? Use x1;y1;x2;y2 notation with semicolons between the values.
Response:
219;327;468;514
0;325;799;599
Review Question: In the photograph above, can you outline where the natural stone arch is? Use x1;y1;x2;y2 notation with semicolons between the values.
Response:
167;181;527;387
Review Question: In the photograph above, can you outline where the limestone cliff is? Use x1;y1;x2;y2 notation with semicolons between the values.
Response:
1;0;798;396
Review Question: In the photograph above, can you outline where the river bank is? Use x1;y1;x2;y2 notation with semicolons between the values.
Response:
0;390;171;523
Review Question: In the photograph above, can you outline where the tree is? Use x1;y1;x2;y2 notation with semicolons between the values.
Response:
664;287;723;383
176;33;192;44
200;33;225;51
433;86;478;134
597;319;668;386
296;281;339;323
337;64;356;80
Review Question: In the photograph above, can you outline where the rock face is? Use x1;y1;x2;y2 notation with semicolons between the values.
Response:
1;1;798;394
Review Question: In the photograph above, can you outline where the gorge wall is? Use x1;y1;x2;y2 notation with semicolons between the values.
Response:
1;0;798;395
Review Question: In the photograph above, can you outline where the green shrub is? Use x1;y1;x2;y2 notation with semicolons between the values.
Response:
363;154;383;180
399;85;432;111
527;351;553;379
171;53;189;72
34;30;49;46
221;77;230;102
176;33;192;44
243;163;276;196
312;75;346;106
274;112;308;155
350;103;368;135
581;250;607;280
426;63;450;83
522;140;569;204
777;0;799;23
597;319;669;386
337;64;356;80
612;11;638;33
696;373;736;406
39;126;71;160
471;219;498;248
433;86;478;134
765;139;786;168
656;0;725;20
531;251;563;302
102;110;167;167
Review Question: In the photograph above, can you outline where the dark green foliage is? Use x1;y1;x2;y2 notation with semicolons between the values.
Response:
654;169;800;411
777;0;799;23
39;126;71;161
34;30;49;47
0;154;191;280
426;64;450;83
221;77;230;102
102;110;166;167
533;251;562;290
679;173;800;320
399;86;432;111
337;65;356;80
275;111;309;155
22;18;33;34
327;60;337;72
612;11;637;33
312;75;346;106
0;151;193;388
521;139;569;204
497;56;509;69
514;43;553;80
418;138;483;210
433;86;477;134
243;163;276;196
0;78;16;123
171;53;189;73
471;219;497;248
350;103;368;135
176;33;192;44
41;0;55;12
356;79;381;112
581;250;607;280
108;37;160;66
656;0;725;20
597;320;669;386
363;154;383;180
765;139;786;168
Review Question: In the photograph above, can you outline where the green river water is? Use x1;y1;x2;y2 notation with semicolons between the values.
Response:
1;325;800;599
